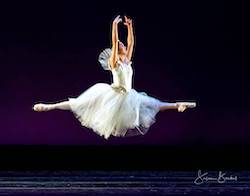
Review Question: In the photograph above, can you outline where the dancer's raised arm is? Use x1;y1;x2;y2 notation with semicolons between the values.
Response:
124;16;134;61
109;15;122;69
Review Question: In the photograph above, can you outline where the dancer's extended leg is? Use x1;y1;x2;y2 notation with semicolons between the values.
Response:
159;101;196;112
158;101;178;111
140;98;179;111
33;101;71;112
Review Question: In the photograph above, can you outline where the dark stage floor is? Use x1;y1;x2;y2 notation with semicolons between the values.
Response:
0;171;249;195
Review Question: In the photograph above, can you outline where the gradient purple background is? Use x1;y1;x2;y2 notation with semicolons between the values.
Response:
0;1;249;145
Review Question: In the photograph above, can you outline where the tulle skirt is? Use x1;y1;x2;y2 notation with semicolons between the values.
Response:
68;83;161;139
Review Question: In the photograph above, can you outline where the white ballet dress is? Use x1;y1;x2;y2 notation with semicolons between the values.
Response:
68;49;162;139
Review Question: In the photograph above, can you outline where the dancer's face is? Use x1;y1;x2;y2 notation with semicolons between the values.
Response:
118;41;127;55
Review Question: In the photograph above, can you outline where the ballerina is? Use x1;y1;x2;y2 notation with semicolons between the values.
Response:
33;15;196;140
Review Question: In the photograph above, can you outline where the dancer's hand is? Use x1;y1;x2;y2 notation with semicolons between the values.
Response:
124;15;132;27
113;15;122;25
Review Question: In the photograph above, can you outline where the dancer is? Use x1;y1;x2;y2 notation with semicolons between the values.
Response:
33;15;196;139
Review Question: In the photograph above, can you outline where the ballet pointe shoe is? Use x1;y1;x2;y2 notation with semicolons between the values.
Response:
182;102;196;108
33;103;53;112
177;102;196;112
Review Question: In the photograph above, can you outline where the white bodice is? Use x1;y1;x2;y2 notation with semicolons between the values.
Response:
111;60;133;93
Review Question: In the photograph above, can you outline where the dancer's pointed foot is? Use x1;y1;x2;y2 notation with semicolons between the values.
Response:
33;103;54;112
177;102;196;112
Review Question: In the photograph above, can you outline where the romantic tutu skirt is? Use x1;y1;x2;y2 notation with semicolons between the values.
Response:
68;83;161;139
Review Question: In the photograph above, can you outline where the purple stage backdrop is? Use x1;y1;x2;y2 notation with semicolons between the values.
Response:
0;1;249;145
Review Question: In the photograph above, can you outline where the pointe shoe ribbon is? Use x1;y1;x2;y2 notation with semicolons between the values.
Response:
177;102;196;112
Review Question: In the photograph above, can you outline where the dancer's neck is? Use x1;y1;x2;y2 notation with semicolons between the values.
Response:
119;54;127;63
